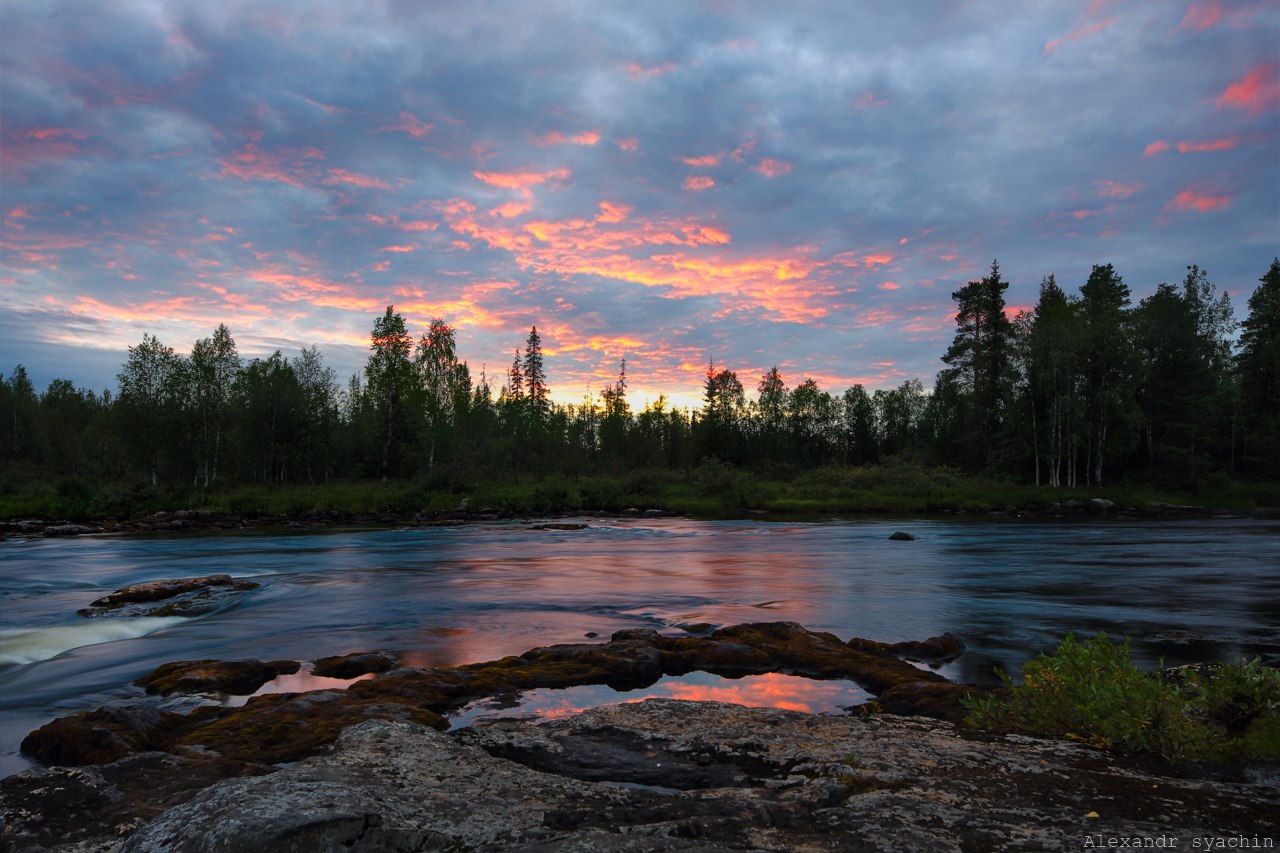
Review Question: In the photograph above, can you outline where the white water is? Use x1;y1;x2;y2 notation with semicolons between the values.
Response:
0;617;190;666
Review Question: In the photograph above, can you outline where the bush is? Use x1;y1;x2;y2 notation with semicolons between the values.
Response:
962;633;1280;764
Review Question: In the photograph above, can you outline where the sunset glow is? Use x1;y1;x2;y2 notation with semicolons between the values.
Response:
0;2;1275;402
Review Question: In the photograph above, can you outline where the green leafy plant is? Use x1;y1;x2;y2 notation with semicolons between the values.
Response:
963;632;1280;764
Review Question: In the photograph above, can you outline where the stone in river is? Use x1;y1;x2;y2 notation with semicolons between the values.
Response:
77;574;259;618
888;531;916;541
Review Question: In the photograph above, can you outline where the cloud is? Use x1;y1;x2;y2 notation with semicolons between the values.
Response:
1166;185;1231;213
1178;2;1223;32
682;176;715;191
1217;64;1280;115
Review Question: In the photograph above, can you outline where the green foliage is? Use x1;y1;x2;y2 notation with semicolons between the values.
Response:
963;633;1280;764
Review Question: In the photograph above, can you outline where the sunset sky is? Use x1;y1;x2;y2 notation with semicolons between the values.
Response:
2;1;1277;407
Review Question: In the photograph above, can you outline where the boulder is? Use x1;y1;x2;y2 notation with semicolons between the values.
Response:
135;658;301;697
888;531;916;541
78;574;259;618
1089;497;1116;512
311;651;399;679
43;523;96;537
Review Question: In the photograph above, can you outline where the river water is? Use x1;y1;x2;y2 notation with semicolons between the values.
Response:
2;516;1278;777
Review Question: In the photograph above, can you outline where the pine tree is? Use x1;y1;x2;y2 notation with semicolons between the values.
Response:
1237;259;1280;476
523;326;549;424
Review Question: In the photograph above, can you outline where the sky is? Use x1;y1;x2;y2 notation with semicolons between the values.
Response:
2;0;1277;409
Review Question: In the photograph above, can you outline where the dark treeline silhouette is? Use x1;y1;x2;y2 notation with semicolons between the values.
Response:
2;259;1277;501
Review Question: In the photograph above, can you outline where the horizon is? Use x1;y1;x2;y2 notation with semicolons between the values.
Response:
2;1;1277;405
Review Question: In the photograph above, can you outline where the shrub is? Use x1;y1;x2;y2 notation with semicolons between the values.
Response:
963;633;1280;764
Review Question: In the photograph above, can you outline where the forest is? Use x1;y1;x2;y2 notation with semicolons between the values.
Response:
1;258;1277;518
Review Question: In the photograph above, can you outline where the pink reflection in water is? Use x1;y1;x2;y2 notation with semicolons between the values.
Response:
224;670;375;707
449;670;871;728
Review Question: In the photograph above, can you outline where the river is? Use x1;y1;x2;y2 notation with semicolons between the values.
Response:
2;516;1278;777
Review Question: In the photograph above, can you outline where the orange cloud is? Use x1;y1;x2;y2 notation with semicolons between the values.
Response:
1176;136;1238;153
1178;1;1223;32
1217;65;1279;115
1044;15;1116;55
489;201;531;219
380;245;415;253
1167;185;1231;213
616;137;638;152
534;130;601;147
753;158;792;177
596;201;631;223
878;281;900;290
680;154;720;167
1142;140;1171;157
682;176;714;191
473;167;571;191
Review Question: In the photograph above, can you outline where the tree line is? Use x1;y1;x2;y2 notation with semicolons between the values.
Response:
1;258;1277;498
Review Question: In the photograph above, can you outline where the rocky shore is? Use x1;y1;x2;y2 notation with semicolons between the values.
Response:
0;497;1263;542
2;612;1276;852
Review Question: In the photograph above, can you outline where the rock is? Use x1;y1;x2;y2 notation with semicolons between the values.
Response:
20;704;191;767
78;574;259;618
135;658;301;696
1089;497;1116;512
109;704;1277;853
311;651;399;679
530;522;589;531
847;632;965;664
888;531;916;541
43;523;96;537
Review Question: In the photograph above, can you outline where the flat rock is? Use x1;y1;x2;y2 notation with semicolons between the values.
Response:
110;702;1278;852
77;574;259;618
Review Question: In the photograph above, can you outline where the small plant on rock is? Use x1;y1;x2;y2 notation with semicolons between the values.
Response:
962;632;1280;764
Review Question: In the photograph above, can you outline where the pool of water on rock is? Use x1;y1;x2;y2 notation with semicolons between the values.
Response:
446;671;873;728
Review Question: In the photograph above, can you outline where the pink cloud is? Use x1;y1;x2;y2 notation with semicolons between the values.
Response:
1142;140;1171;157
1166;185;1231;213
380;111;435;139
1217;64;1279;115
680;154;720;167
534;130;601;147
625;61;677;78
1094;179;1143;199
682;176;714;191
1178;2;1223;32
878;281;900;291
753;158;792;177
616;137;639;152
324;168;392;190
1044;15;1116;55
854;90;888;110
1176;136;1239;153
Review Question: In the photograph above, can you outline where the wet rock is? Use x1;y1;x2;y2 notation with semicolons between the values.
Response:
530;522;590;530
888;531;916;541
111;704;1278;853
311;651;399;679
135;658;301;697
20;704;190;766
847;632;966;664
1089;497;1116;512
77;574;260;618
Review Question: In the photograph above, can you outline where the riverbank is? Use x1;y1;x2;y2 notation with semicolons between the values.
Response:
4;620;1276;851
3;463;1278;536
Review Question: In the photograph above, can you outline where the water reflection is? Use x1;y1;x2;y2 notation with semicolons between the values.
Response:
223;670;375;707
448;671;871;728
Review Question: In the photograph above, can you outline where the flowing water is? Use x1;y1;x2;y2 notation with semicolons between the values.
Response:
2;516;1278;777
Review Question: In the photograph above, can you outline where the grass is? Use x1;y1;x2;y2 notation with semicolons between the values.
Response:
962;632;1280;765
1;460;1276;522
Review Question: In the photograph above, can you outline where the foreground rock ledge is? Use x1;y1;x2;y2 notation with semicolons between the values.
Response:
5;623;1276;851
7;702;1275;852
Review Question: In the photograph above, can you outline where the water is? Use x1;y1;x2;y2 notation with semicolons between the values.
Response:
2;516;1278;777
